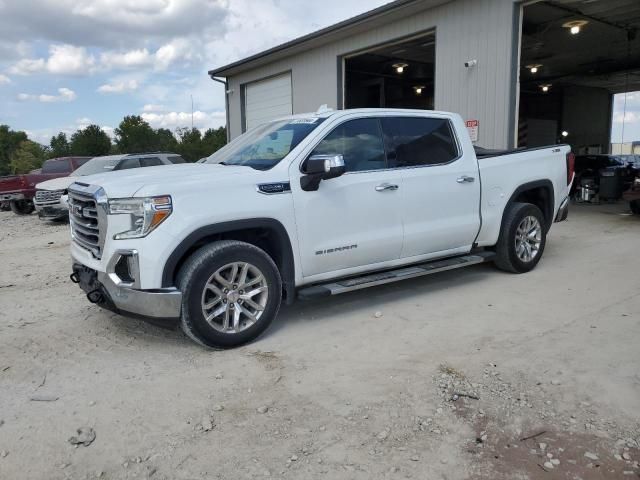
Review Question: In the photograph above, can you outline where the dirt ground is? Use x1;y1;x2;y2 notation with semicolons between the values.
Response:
0;204;639;480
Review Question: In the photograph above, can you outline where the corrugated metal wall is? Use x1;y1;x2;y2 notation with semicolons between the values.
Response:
226;0;519;149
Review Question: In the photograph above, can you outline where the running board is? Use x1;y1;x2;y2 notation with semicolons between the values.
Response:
298;251;496;299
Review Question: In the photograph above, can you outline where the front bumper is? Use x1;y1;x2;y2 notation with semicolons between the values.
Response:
71;260;182;320
36;204;68;219
554;196;569;223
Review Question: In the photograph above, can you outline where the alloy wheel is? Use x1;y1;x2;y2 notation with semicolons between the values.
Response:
200;262;269;333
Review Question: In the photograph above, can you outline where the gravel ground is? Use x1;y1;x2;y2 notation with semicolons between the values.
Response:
0;204;639;480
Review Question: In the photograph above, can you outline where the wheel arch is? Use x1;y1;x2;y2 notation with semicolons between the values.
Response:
162;218;296;304
503;180;554;231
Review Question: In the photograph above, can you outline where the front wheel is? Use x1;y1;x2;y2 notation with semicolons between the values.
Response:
177;240;282;349
10;200;34;215
494;202;546;273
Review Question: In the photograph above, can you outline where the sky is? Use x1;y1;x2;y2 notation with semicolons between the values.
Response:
0;0;638;146
0;0;388;144
611;92;640;145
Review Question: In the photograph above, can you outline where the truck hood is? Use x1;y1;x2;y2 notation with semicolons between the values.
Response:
71;163;262;198
36;176;78;191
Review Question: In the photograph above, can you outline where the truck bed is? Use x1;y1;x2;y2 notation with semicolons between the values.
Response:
475;144;571;247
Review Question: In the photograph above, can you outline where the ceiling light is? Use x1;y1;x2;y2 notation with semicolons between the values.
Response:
561;131;569;137
563;20;588;35
393;62;408;74
527;64;542;74
540;84;551;92
413;85;426;95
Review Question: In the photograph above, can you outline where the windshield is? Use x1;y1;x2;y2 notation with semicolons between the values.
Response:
73;157;122;176
206;117;326;170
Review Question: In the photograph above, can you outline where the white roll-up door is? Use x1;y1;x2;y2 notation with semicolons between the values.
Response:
244;73;292;131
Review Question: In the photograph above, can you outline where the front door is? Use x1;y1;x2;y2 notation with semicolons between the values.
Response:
380;115;481;258
290;117;404;279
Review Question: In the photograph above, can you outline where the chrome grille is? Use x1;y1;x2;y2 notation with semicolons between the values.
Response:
35;189;64;204
68;189;102;258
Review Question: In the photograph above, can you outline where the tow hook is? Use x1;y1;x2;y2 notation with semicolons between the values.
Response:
87;289;104;304
69;272;80;284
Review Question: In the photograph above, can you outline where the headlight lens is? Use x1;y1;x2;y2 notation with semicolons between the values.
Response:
108;195;172;240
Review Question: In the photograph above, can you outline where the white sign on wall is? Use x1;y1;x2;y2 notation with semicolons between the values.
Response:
466;119;479;143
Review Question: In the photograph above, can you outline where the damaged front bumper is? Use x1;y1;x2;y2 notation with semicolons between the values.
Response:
71;254;182;321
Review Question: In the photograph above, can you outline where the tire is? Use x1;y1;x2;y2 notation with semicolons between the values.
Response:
494;202;547;273
177;240;282;349
10;200;34;215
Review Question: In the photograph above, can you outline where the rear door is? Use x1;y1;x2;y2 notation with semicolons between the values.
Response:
380;115;480;258
290;116;404;279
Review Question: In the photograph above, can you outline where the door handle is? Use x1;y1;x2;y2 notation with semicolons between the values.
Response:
457;175;475;183
375;183;399;192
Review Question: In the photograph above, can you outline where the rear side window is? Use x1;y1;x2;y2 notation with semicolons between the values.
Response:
116;158;141;170
42;159;71;174
140;157;163;167
167;155;186;164
381;117;459;167
310;118;386;172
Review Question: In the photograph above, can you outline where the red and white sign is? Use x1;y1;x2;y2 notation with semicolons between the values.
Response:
466;120;479;142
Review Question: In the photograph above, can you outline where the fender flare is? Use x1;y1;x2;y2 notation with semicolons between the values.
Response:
161;218;296;302
502;179;555;230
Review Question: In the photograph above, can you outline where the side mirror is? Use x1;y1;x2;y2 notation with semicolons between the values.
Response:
301;154;346;191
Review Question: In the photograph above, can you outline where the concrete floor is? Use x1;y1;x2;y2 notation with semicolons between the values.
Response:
0;203;638;479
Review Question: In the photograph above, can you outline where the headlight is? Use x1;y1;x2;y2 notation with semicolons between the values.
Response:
108;195;172;240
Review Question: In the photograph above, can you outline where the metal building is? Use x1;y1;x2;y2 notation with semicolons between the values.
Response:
209;0;640;151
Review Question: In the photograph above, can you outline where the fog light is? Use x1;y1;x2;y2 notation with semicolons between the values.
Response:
107;250;139;287
114;255;135;284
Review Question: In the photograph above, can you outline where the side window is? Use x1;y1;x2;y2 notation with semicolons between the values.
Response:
42;159;71;174
310;118;386;172
140;157;163;167
381;117;459;168
116;158;141;170
72;158;91;170
167;155;186;164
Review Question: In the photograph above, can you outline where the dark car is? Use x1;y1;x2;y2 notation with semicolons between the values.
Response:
571;154;636;196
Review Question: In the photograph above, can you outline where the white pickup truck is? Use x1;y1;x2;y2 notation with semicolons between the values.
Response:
69;109;574;348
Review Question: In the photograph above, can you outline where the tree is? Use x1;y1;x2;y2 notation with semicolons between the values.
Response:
155;128;178;153
70;125;112;157
175;127;207;162
49;132;70;158
0;125;28;175
9;140;46;174
115;115;157;153
201;127;227;157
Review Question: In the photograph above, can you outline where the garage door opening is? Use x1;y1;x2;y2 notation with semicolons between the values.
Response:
518;1;640;153
242;73;292;132
343;33;435;110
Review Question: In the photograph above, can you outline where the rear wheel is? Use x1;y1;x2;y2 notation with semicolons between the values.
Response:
177;240;282;349
494;202;546;273
10;200;34;215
